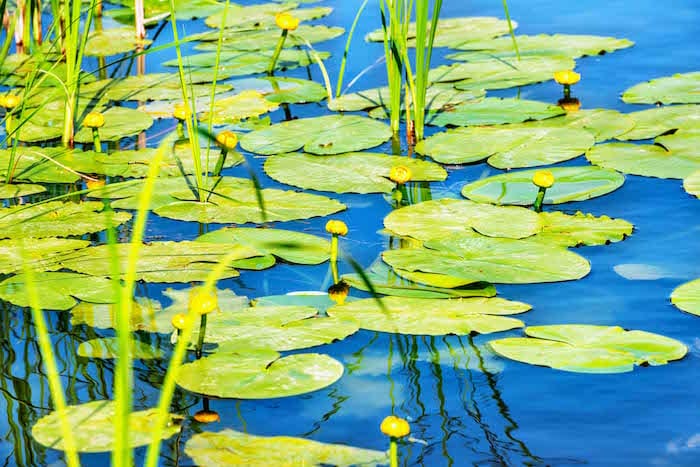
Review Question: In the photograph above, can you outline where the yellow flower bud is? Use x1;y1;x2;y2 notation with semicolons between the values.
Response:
84;111;105;128
1;94;21;109
216;130;238;150
389;165;412;185
327;281;350;305
173;103;187;121
553;70;581;85
275;12;300;31
86;178;106;190
325;219;348;236
532;170;555;189
193;410;220;423
380;415;410;438
558;97;581;112
188;288;218;315
171;313;187;330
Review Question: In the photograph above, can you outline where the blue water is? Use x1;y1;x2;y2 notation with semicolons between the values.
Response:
2;0;700;465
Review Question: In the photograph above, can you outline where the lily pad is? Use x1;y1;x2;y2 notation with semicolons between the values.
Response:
241;115;392;155
0;238;89;275
176;350;344;399
199;90;279;124
32;400;181;452
0;201;131;239
80;73;233;101
683;170;700;197
384;198;541;241
196;227;330;264
329;85;484;113
532;211;633;247
77;338;163;359
342;260;496;299
0;272;119;310
194;25;344;51
366;17;515;48
163;49;329;76
253;292;355;313
622;72;700;104
616;104;700;140
382;234;590;284
421;97;565;127
58;241;264;282
263;152;446;194
85;27;153;56
670;278;700;317
415;124;593;168
70;298;167;332
229;76;327;104
110;0;227;20
586;135;700;179
489;325;688;373
524;109;636;142
461;166;625;205
205;4;332;29
185;429;387;467
327;296;529;335
0;183;45;198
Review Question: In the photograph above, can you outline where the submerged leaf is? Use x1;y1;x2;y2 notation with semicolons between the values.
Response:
77;337;163;359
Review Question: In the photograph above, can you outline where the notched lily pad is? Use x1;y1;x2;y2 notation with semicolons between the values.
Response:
421;97;565;127
205;4;332;29
683;170;700;198
81;73;232;101
623;72;700;104
194;25;344;51
525;109;635;142
0;238;89;275
489;325;688;373
616;105;700;140
0;183;45;198
85;27;153;56
329;85;484;113
532;211;633;247
671;278;700;317
199;90;279;124
77;337;163;359
164;49;329;76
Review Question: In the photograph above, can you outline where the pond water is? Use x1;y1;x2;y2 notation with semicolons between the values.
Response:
2;0;700;466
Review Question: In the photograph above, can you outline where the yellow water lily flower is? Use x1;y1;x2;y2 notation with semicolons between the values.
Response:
216;130;238;149
275;12;300;31
532;170;555;189
173;103;187;121
86;178;106;190
553;70;581;85
193;410;220;423
325;219;348;236
389;165;412;185
84;111;105;128
0;94;20;109
171;313;187;330
380;415;410;438
188;287;218;315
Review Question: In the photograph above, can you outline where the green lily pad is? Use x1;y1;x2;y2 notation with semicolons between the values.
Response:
586;135;700;179
0;183;45;198
77;337;163;359
32;400;181;452
241;115;392;155
449;33;633;58
524;109;636;142
461;166;625;205
415;124;593;168
382;234;590;284
163;49;329;76
84;27;153;56
185;429;387;467
683;170;700;197
0;272;119;310
253;292;355;313
229;76;327;104
0;201;131;239
196;227;330;264
199;90;279;124
176;350;344;399
110;0;226;21
366;16;515;48
0;147;90;183
0;238;89;275
205;4;332;29
0;54;95;87
194;25;344;51
422;97;565;127
532;211;633;247
263;152;446;194
384;198;541;241
622;72;700;104
670;278;700;317
489;325;688;373
327;296;530;335
329;85;484;113
70;298;167;332
616;104;700;140
80;73;233;101
342;260;496;299
59;241;264;282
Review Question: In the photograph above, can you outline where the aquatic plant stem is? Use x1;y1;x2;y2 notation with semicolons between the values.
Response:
389;439;398;467
330;234;339;263
335;0;369;98
501;0;520;60
414;0;442;142
533;187;546;212
268;30;288;75
195;314;207;359
92;128;101;152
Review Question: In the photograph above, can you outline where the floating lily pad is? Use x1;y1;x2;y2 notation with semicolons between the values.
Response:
0;147;91;183
622;72;700;104
185;429;387;467
586;136;700;179
263;152;446;194
241;115;392;155
382;234;590;284
70;298;167;332
0;201;131;239
253;292;355;312
366;16;515;48
525;109;636;142
683;170;700;197
85;27;152;56
0;272;118;310
205;4;332;29
0;54;95;87
449;33;633;58
0;183;45;198
77;337;163;359
194;25;344;51
616;104;700;140
229;76;327;104
163;49;329;76
461;166;625;205
489;325;688;373
421;97;565;127
32;400;181;452
176;350;344;399
329;85;484;113
110;0;226;21
196;227;330;264
59;241;263;282
384;198;541;240
415;124;593;168
342;260;496;299
199;90;279;124
328;296;529;335
670;278;700;317
80;73;233;101
0;238;89;275
532;211;633;247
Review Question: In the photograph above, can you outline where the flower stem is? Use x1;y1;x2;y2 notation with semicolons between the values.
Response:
267;30;288;75
330;234;338;263
389;439;398;467
196;313;207;359
213;149;228;176
533;187;547;212
92;127;101;152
